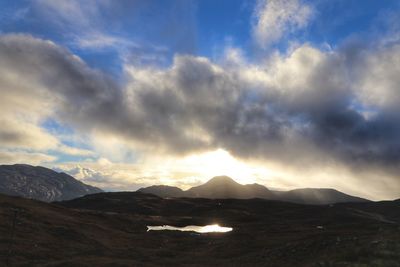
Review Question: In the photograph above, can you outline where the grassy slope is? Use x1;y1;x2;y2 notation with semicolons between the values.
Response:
0;192;399;266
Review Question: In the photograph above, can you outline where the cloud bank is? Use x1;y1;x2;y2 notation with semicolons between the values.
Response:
1;5;400;198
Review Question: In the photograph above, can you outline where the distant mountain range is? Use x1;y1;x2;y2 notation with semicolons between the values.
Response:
0;164;369;204
138;176;369;204
0;164;102;202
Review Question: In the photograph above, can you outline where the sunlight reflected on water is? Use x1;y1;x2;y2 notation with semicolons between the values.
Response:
147;224;233;233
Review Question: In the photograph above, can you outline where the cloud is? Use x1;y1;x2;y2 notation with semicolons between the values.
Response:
31;0;136;51
252;0;313;48
0;118;58;150
55;164;148;191
56;145;94;157
1;33;400;198
0;150;56;165
0;34;101;159
0;34;395;166
30;0;195;58
74;33;137;51
353;44;400;109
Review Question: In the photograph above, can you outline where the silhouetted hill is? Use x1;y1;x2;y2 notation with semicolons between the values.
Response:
138;185;185;198
186;176;274;199
138;176;369;204
273;188;369;205
0;164;102;202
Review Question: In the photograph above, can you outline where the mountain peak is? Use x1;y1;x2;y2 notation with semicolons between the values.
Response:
204;176;240;185
184;175;273;199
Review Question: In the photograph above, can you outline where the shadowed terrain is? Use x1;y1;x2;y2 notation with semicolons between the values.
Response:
0;192;399;266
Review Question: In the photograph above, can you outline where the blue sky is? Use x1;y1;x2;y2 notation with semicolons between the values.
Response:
1;0;399;72
1;0;400;198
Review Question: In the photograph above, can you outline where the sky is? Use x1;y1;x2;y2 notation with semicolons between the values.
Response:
1;0;400;200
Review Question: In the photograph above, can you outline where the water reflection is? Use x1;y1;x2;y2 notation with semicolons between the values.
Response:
147;224;233;233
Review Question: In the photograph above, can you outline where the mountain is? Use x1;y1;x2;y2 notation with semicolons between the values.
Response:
138;176;369;204
57;165;106;183
186;176;274;199
0;164;102;202
64;165;99;179
274;188;369;205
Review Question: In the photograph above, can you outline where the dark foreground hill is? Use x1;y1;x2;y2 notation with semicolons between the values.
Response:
0;164;102;202
1;192;399;266
138;176;369;204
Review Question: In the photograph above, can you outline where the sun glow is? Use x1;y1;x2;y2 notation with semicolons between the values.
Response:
180;149;275;185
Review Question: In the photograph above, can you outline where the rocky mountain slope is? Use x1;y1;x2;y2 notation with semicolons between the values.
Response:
0;164;102;202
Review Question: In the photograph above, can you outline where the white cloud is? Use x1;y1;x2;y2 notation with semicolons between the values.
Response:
0;34;98;160
253;0;313;48
74;33;137;50
33;0;132;51
0;150;56;165
55;164;147;191
354;44;400;109
0;118;58;150
56;144;94;157
35;0;107;30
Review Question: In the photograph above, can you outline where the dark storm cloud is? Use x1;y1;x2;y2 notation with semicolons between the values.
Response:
311;109;400;166
1;34;400;174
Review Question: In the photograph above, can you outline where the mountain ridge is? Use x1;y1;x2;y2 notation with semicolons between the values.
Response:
138;175;369;204
0;164;102;202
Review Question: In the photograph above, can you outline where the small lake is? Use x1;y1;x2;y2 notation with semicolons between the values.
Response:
147;224;233;233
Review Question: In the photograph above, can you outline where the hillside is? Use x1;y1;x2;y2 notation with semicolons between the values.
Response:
0;192;398;266
138;185;186;198
274;188;369;205
0;164;102;202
